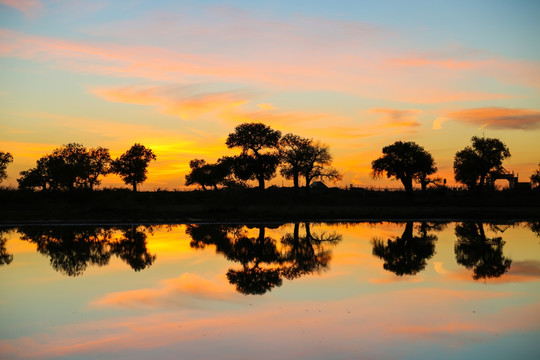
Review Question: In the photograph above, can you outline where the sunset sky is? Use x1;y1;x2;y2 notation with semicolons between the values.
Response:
1;0;539;190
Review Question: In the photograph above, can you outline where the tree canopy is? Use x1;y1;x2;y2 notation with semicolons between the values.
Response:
454;222;512;280
371;141;436;194
226;123;281;189
18;144;111;191
372;222;438;276
279;134;341;189
111;143;156;192
454;136;511;190
0;151;13;184
185;157;242;190
530;163;540;188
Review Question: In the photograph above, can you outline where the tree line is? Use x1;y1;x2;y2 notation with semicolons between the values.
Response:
185;122;341;190
1;122;540;192
1;143;156;192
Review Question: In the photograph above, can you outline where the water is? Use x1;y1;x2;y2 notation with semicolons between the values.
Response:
1;222;539;359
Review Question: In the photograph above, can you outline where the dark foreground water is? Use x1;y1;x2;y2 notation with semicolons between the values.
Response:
1;222;539;360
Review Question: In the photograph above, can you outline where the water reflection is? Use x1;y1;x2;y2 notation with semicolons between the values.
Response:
454;222;512;280
16;226;155;276
186;223;342;295
3;221;537;284
371;222;443;276
0;228;13;266
529;222;540;239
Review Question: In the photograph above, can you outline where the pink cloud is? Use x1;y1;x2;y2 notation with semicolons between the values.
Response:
0;0;41;17
0;27;516;104
92;273;242;309
0;287;531;360
369;108;422;130
446;107;540;130
92;85;251;120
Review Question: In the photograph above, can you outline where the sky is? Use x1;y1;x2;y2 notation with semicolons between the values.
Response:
1;0;539;190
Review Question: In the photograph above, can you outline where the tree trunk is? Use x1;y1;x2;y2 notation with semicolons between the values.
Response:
420;178;427;191
293;173;299;189
258;176;265;190
305;222;312;240
132;181;137;192
403;222;414;243
401;177;413;196
294;222;300;241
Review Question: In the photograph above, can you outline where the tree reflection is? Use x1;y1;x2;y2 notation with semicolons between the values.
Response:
372;222;440;276
186;223;342;295
0;228;13;266
528;222;540;240
111;226;156;271
17;225;155;276
454;223;512;280
19;227;113;276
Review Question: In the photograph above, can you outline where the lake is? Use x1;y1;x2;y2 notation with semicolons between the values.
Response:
1;222;539;359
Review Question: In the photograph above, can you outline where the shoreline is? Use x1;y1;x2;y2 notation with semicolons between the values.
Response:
2;188;539;225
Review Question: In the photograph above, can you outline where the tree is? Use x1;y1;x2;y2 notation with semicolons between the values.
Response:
279;134;312;189
0;151;13;184
111;143;156;192
226;123;281;189
531;163;540;188
17;144;111;191
185;157;241;190
371;141;437;195
18;159;49;190
86;147;112;190
280;134;341;189
454;136;511;190
301;141;342;188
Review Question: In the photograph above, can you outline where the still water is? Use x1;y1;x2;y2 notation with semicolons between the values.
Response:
1;222;539;359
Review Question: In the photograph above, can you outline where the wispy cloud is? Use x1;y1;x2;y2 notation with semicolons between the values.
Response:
445;107;540;130
369;108;422;131
92;85;252;121
92;273;242;309
0;23;518;104
0;0;42;17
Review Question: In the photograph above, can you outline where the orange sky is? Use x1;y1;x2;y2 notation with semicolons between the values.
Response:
1;1;539;190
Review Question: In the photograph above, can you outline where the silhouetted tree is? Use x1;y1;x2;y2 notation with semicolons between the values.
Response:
301;141;341;189
185;157;242;190
531;163;540;188
226;123;281;189
111;143;156;191
86;147;112;190
454;223;512;280
279;134;312;189
372;222;438;276
185;159;214;190
0;151;13;184
454;136;511;190
371;141;436;195
111;226;156;271
18;157;49;190
17;144;111;191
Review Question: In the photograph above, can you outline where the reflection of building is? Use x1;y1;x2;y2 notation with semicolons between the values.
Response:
486;169;531;190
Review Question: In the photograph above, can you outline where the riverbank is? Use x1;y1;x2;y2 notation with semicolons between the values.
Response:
2;188;539;223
